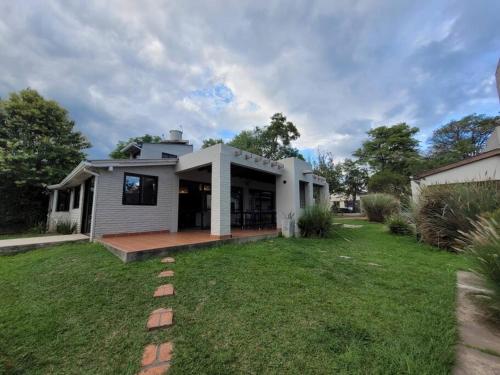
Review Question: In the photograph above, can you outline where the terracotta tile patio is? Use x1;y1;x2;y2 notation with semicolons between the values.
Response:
100;229;279;262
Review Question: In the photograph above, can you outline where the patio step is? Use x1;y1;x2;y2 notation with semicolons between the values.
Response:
99;229;280;262
161;257;175;263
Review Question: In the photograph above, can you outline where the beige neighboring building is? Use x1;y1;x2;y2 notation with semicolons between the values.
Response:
411;126;500;201
330;193;364;212
47;130;329;240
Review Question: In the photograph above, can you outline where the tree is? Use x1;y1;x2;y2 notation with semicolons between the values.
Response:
228;130;262;155
428;114;500;166
202;138;224;148
258;113;302;159
354;123;420;177
0;88;90;229
202;113;304;160
312;150;343;194
109;134;162;159
367;170;409;197
342;159;368;212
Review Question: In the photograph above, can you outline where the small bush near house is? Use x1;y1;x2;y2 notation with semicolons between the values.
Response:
457;214;500;314
416;182;500;249
297;204;334;237
361;193;400;222
386;213;414;235
56;220;77;234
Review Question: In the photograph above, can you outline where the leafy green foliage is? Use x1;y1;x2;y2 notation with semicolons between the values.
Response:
228;129;262;154
368;170;409;197
416;182;500;249
458;215;500;314
386;213;414;236
202;113;304;160
342;159;369;212
361;193;400;223
202;138;224;148
297;204;334;237
109;134;162;159
55;219;77;234
354;123;420;176
354;123;421;198
258;113;302;159
0;89;90;230
428;114;500;166
312;150;343;194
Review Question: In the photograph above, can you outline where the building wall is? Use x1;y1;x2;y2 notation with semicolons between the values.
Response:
276;157;329;230
93;165;179;237
412;155;500;201
139;143;193;159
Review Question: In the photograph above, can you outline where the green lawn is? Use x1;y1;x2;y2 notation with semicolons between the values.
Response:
0;221;469;374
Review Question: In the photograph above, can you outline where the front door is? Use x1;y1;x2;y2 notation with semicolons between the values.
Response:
81;177;94;234
178;180;211;230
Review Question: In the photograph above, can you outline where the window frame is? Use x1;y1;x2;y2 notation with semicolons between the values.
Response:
122;172;159;206
56;189;71;212
73;186;81;209
299;181;307;209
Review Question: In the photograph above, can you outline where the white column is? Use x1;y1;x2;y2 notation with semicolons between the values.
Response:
306;182;314;207
77;183;85;233
52;190;58;213
211;155;231;237
320;185;330;205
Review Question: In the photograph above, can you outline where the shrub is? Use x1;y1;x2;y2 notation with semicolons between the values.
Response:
361;193;400;222
416;182;500;249
55;220;77;234
386;213;414;235
297;204;334;237
457;216;500;313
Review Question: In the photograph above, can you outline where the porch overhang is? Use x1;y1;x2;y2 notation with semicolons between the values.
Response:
47;161;96;190
48;158;178;190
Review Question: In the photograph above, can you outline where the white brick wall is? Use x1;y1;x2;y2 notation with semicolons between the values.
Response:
210;154;231;236
93;165;178;238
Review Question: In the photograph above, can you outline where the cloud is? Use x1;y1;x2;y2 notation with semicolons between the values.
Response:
1;0;499;160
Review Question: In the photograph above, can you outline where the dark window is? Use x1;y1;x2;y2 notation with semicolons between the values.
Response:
123;173;158;205
313;184;322;204
162;152;177;159
249;190;275;211
56;190;71;211
299;181;307;208
73;186;81;209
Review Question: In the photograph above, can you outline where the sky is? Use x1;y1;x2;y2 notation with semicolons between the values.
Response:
1;0;499;161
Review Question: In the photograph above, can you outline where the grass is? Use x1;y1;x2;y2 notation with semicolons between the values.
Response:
0;221;469;374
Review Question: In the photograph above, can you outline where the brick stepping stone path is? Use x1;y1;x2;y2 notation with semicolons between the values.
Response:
161;257;175;263
158;270;174;278
138;342;173;375
154;284;175;297
147;308;173;330
139;257;175;374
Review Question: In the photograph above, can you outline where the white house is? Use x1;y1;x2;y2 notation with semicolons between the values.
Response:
411;126;500;201
47;130;329;240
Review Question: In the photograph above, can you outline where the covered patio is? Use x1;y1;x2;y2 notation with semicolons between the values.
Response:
99;228;280;262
